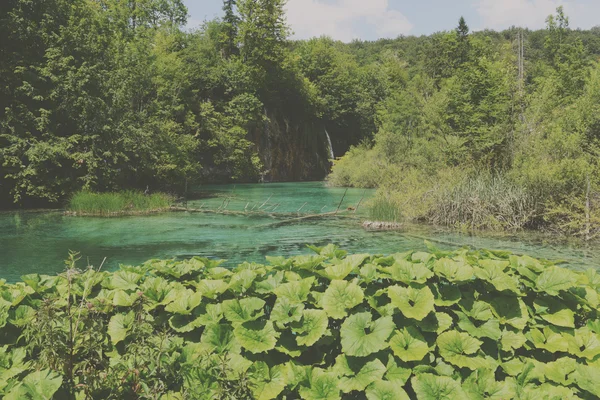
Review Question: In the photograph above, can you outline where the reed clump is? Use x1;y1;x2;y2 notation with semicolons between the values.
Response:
67;191;174;216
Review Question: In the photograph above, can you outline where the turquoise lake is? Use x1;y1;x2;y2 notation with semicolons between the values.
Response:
1;182;600;282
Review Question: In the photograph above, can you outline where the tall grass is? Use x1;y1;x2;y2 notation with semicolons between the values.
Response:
68;191;174;216
368;195;402;222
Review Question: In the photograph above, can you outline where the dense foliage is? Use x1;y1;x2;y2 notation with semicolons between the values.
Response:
330;9;600;237
2;245;600;398
0;0;371;207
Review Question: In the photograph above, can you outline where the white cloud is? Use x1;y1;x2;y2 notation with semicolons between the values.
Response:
475;0;566;30
285;0;413;42
475;0;600;31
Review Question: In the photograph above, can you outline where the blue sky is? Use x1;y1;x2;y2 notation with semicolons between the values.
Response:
184;0;600;42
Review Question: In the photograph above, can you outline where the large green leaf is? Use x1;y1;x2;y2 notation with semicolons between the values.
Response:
501;330;527;351
321;280;364;319
200;323;240;354
335;356;386;393
575;364;600;397
463;369;515;400
535;266;579;296
388;285;435;321
105;270;143;291
298;368;340;400
222;297;265;324
273;277;315;304
292;309;329;347
340;313;394;357
319;254;369;280
251;362;288;400
474;260;520;293
455;311;501;340
528;326;569;353
437;330;495;370
488;295;528;330
164;289;203;315
271;297;304;328
9;369;63;400
566;327;600;360
533;297;575;328
366;380;410;400
382;260;433;284
195;279;229;299
389;326;430;362
432;283;461;306
233;320;279;354
108;311;135;345
433;258;474;282
412;373;465;400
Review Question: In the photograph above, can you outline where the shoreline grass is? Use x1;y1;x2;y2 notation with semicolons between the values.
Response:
67;190;174;216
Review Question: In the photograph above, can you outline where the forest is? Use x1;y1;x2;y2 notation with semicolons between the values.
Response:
2;0;600;237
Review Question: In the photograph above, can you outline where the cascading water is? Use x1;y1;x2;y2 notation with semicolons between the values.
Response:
325;129;335;160
262;108;273;182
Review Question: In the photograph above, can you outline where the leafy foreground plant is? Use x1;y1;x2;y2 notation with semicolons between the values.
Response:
2;245;600;399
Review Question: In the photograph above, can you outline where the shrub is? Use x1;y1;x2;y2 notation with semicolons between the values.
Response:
1;245;600;398
68;191;174;216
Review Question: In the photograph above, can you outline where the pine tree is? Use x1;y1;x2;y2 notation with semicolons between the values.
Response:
221;0;239;58
455;16;470;65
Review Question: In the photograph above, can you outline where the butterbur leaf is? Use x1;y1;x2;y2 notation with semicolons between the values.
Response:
488;295;528;330
222;297;265;324
533;297;575;328
321;280;364;319
271;298;304;328
251;363;288;400
165;290;203;315
17;369;62;400
389;326;430;362
455;311;501;340
567;327;600;360
459;299;493;321
528;327;569;353
320;254;369;280
437;330;495;370
474;260;520;293
382;260;433;284
228;269;257;292
388;285;435;321
105;270;143;290
195;279;229;299
420;312;453;334
384;355;412;384
112;289;137;307
359;264;379;283
544;358;577;385
501;330;527;351
291;309;328;347
299;368;340;400
335;356;386;393
412;373;465;400
535;266;578;296
108;311;135;345
340;313;394;356
8;305;35;328
274;277;315;304
432;283;461;306
201;323;240;354
366;380;410;400
463;369;515;400
574;364;600;397
433;258;474;282
234;320;279;354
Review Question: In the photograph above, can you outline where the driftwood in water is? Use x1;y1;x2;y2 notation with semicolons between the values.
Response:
362;221;403;230
257;210;350;228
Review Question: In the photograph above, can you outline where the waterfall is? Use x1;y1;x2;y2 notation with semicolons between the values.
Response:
325;129;335;160
262;107;272;182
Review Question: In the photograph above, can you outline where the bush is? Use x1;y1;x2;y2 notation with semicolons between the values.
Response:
67;191;174;216
1;245;600;399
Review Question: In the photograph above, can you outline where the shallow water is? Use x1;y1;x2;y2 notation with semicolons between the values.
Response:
0;182;599;282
